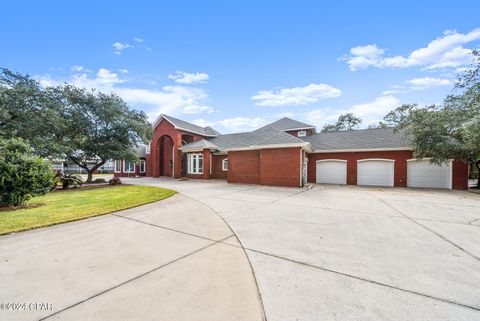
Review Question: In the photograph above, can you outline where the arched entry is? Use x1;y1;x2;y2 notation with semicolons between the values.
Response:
158;135;174;177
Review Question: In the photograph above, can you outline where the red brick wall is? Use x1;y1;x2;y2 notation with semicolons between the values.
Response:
148;119;204;178
307;150;468;190
307;150;413;187
260;148;301;187
228;150;260;184
211;155;228;179
452;160;468;190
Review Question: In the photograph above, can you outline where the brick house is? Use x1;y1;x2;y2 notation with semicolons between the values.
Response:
114;114;468;190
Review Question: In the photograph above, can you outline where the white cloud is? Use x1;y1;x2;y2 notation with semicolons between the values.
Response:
217;117;267;131
37;68;214;120
70;65;91;72
168;71;210;84
341;28;480;71
304;95;401;128
252;83;341;107
192;118;215;127
112;41;132;55
134;37;144;43
405;77;452;90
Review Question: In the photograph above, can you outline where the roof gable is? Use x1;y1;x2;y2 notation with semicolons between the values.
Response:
153;114;220;137
257;117;316;132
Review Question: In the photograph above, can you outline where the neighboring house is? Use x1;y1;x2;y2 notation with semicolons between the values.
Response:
113;114;469;190
50;159;114;174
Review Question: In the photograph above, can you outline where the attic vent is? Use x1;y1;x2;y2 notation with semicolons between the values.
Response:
298;130;307;137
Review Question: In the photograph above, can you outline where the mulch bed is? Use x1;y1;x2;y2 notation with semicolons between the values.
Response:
0;203;46;212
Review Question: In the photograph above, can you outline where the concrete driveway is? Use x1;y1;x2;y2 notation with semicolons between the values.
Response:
125;178;480;321
0;193;264;321
2;178;479;321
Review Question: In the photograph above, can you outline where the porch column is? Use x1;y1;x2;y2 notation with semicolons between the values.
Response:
203;148;211;179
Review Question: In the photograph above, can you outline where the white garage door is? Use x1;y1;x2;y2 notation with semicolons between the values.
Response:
316;160;347;184
407;159;451;189
357;159;394;187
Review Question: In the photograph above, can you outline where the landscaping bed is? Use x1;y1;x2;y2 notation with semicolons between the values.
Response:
0;185;176;235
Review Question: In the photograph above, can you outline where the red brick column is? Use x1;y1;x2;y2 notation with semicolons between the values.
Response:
203;149;211;179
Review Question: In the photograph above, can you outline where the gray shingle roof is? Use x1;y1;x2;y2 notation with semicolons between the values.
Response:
257;117;315;132
155;114;220;137
179;139;220;151
300;128;412;151
206;132;251;149
222;126;308;150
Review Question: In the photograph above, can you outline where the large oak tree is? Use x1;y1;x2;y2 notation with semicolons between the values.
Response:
0;69;152;183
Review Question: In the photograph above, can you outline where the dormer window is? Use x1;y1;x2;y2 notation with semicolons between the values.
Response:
298;130;307;137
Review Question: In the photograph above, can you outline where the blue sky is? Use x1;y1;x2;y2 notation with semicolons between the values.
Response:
1;1;479;133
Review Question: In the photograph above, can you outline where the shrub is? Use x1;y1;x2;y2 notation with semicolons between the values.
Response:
109;177;122;185
0;138;55;206
54;172;83;190
93;178;107;184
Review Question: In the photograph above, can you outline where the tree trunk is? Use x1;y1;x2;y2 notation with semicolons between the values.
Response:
86;170;94;184
86;160;107;184
476;160;480;189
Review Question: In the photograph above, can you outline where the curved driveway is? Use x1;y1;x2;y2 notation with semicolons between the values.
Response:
0;192;264;321
127;178;480;321
2;177;480;321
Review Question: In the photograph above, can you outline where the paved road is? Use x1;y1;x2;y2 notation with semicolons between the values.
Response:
126;178;480;321
2;178;480;321
0;193;264;321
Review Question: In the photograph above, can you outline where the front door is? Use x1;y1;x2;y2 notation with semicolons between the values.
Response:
181;153;187;177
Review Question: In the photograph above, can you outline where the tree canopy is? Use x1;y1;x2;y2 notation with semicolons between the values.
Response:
0;69;153;182
321;113;362;133
383;51;480;187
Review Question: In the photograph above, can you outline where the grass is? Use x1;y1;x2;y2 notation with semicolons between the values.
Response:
0;185;176;235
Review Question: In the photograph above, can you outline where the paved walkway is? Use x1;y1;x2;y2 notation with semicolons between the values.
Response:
0;193;264;321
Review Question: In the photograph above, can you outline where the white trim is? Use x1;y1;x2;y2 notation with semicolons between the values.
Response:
140;159;146;173
114;160;121;173
210;152;212;175
310;147;412;153
406;157;455;162
187;153;203;174
153;115;218;137
282;126;315;131
450;160;453;190
222;158;228;171
316;159;348;163
357;158;395;163
123;160;136;173
297;130;307;137
224;142;309;152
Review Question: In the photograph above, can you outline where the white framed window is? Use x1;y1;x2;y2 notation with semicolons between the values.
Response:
222;158;228;171
123;160;135;173
188;153;203;174
114;160;121;173
140;159;146;173
298;130;307;137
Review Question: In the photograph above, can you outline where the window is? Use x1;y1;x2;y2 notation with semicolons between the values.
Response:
188;153;203;174
140;159;146;173
222;158;228;171
123;160;135;173
298;130;307;137
114;160;121;173
145;143;151;154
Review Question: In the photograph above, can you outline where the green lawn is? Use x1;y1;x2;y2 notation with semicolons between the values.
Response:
0;185;176;235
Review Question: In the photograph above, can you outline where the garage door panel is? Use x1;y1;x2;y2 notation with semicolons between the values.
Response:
316;161;347;185
357;160;394;187
407;160;451;189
